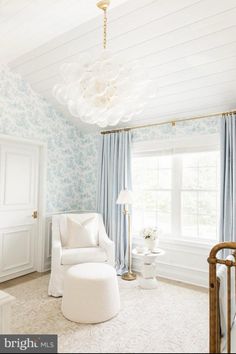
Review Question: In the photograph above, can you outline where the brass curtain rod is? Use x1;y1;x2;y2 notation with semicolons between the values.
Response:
100;109;236;135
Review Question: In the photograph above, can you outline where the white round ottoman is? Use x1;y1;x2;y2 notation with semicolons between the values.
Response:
61;263;120;324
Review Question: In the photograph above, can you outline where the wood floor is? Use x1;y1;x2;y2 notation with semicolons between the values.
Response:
0;272;49;291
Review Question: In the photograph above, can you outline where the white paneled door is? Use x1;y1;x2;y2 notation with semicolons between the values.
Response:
0;140;40;282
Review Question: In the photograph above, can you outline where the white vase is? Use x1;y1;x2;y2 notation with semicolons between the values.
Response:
145;238;158;251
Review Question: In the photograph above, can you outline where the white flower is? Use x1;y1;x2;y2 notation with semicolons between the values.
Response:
141;227;158;240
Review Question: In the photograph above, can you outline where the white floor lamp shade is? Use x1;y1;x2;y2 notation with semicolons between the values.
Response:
116;190;133;205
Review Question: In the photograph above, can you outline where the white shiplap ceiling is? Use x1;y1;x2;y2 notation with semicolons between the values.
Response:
2;0;236;131
0;0;128;64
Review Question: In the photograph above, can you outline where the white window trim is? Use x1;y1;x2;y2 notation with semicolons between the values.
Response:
131;133;220;247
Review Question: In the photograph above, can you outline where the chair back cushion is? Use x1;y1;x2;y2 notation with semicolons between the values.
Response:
59;213;99;248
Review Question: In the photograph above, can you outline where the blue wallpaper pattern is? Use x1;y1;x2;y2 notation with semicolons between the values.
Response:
79;132;99;211
0;66;220;213
132;116;220;141
0;66;86;213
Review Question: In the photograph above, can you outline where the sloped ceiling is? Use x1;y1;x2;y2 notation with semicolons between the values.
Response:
2;0;236;131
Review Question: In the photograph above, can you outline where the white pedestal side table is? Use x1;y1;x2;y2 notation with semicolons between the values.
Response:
132;248;165;289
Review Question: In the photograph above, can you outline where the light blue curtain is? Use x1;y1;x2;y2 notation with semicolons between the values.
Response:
97;131;132;274
220;113;236;242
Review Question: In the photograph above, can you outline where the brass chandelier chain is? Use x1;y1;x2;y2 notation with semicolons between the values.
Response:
103;8;107;49
97;0;110;50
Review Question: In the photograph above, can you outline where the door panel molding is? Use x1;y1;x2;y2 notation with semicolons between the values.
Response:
3;151;32;207
0;227;34;273
0;145;38;211
0;135;47;282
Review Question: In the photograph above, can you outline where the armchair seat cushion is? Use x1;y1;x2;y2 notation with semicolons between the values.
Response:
61;247;108;265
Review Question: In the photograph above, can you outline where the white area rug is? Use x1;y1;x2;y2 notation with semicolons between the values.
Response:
4;274;208;353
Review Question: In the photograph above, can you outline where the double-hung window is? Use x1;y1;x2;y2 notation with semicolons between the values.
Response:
132;135;220;243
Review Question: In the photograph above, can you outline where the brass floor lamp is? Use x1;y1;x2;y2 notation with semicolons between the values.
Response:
117;190;136;281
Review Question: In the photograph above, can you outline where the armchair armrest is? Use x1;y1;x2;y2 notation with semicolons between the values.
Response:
51;216;63;268
48;215;64;297
98;216;115;267
100;237;115;268
51;240;62;265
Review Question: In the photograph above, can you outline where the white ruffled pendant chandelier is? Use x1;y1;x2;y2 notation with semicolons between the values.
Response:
53;0;156;128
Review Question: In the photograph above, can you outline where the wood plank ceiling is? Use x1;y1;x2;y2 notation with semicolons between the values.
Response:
2;0;236;131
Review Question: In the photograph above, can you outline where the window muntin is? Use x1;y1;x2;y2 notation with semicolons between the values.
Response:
132;150;219;242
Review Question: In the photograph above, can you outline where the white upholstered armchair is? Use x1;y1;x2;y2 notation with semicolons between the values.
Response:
48;213;115;297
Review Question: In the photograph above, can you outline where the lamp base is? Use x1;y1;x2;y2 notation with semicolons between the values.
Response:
121;271;137;281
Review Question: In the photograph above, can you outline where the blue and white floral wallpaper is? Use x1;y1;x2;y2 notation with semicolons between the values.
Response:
0;66;97;213
79;132;99;211
0;65;220;214
131;116;220;142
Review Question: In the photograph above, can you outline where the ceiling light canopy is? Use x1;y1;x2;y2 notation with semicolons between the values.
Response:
53;0;156;128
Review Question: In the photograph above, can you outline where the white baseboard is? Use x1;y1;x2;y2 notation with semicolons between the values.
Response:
132;238;211;288
133;258;208;288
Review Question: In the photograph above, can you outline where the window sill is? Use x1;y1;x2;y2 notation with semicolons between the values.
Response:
133;235;216;250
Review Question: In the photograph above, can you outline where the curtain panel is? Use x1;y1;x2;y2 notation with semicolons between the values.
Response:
220;113;236;242
97;131;132;274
